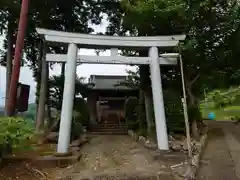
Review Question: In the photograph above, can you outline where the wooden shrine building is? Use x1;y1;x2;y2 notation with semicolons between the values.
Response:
86;75;138;125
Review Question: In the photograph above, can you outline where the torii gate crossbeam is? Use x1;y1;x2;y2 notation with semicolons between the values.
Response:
46;53;179;65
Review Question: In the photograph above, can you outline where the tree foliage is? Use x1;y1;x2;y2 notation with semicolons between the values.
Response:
0;0;106;108
48;75;89;110
0;117;34;154
105;0;240;122
121;69;185;133
2;0;240;135
206;90;237;109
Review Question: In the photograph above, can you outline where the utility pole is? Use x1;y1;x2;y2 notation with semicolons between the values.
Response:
7;0;30;116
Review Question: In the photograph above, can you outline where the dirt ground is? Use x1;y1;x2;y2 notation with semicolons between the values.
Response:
4;122;240;180
0;143;60;180
0;135;188;180
0;160;58;180
53;135;187;180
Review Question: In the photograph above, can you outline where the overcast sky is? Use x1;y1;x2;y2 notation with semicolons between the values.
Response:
0;18;136;106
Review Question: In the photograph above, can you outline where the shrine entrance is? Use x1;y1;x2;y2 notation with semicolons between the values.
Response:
86;75;139;126
97;98;126;125
36;28;185;154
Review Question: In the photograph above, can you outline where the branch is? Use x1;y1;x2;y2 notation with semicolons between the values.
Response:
187;74;200;87
25;164;47;179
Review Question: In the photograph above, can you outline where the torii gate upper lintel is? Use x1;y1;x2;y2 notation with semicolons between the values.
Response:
36;28;185;48
36;28;186;154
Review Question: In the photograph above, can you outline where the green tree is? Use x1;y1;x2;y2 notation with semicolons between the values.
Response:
119;68;185;135
48;74;90;134
0;0;106;129
48;75;89;110
105;0;240;137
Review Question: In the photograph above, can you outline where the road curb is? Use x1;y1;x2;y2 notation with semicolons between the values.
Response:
186;128;209;180
170;127;209;180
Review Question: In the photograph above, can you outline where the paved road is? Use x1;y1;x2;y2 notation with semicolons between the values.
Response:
197;121;240;180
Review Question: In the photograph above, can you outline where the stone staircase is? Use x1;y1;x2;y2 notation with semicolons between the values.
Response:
91;123;128;135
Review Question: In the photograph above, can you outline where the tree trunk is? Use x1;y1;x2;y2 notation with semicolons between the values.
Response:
36;42;47;132
35;68;41;122
186;86;199;138
139;65;154;135
45;63;53;129
5;27;13;115
34;43;44;122
138;89;145;134
191;119;199;139
61;63;65;77
59;63;66;108
87;93;98;125
144;90;154;134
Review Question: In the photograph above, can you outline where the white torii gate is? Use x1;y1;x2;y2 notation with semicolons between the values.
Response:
36;28;186;154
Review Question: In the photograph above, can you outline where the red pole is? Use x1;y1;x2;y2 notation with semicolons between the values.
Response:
7;0;30;116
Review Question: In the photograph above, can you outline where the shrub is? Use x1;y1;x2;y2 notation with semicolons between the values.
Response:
207;90;236;109
124;90;186;134
0;117;34;154
74;97;90;127
164;89;185;134
125;97;139;130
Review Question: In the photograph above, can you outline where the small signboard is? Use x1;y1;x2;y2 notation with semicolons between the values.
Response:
16;83;30;112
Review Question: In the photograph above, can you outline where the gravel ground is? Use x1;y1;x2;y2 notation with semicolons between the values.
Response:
55;135;185;180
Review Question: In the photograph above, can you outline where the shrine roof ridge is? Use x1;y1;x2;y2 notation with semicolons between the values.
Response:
90;75;127;79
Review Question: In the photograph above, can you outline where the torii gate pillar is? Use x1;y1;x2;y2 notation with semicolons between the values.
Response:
57;44;78;153
149;47;169;150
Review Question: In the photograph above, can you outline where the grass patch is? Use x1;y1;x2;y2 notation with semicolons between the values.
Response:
223;106;240;111
201;87;240;120
201;105;240;120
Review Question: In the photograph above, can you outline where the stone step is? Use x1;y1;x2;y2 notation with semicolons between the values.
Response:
92;126;127;130
92;129;127;133
97;124;126;126
92;125;126;129
94;126;127;129
96;127;127;130
91;123;127;135
91;131;128;135
91;124;127;129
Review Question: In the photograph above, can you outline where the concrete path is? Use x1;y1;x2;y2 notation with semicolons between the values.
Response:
196;122;240;180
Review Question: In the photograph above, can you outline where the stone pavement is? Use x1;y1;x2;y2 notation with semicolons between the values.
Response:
196;121;240;180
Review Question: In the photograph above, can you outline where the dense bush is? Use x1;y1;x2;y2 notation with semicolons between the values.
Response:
0;117;34;154
207;90;236;109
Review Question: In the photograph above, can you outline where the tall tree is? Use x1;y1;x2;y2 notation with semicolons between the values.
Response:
0;1;20;114
1;0;105;130
105;0;240;136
